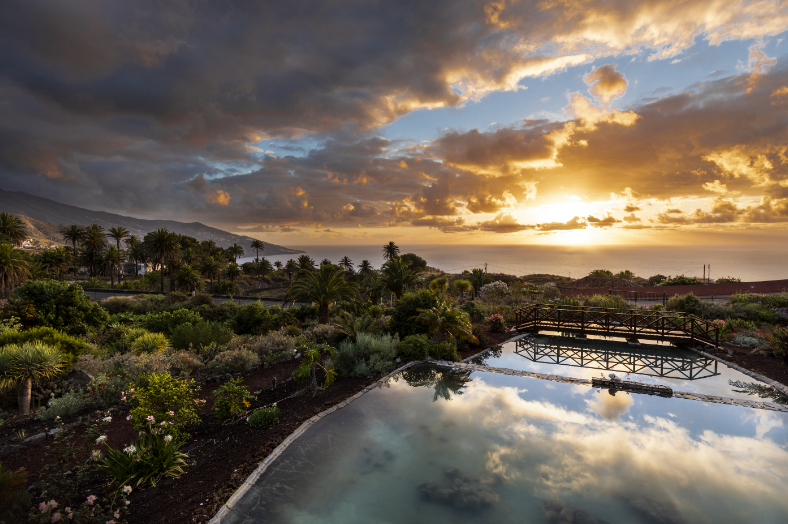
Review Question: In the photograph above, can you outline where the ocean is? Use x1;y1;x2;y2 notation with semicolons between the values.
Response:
239;244;788;282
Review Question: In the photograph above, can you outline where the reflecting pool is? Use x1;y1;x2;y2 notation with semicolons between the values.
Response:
223;365;788;524
476;334;788;403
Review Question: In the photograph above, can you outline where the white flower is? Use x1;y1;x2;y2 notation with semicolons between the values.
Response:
122;485;132;494
91;450;101;461
164;435;173;443
123;445;136;455
95;435;107;444
102;416;112;423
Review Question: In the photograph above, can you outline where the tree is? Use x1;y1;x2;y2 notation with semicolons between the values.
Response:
144;228;179;292
200;256;222;286
453;279;471;298
297;254;316;272
429;277;448;294
414;297;476;345
224;262;242;284
10;280;110;334
250;239;264;263
469;268;487;299
274;260;283;271
0;244;31;298
176;265;203;293
320;258;332;267
400;253;427;270
0;213;27;247
103;246;125;288
358;259;373;276
227;243;245;263
60;224;85;259
588;269;614;278
339;256;354;272
106;226;130;251
382;241;400;261
0;342;65;415
381;257;422;299
284;265;358;324
38;247;71;279
285;259;298;282
128;238;146;276
82;224;106;277
613;270;637;280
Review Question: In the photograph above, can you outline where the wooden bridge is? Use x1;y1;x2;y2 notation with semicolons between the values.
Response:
512;305;720;347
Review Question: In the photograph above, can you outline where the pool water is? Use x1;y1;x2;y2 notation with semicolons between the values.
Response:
223;365;788;524
475;334;788;404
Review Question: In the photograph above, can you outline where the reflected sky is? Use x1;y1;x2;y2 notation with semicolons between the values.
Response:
477;335;788;404
226;367;788;524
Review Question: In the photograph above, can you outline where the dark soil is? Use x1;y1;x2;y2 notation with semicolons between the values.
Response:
712;342;788;386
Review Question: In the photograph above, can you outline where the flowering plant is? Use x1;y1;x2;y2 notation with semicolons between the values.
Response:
479;281;509;300
484;313;507;333
123;372;204;437
212;378;256;420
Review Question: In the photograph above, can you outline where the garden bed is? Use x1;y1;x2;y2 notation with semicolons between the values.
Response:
713;342;788;386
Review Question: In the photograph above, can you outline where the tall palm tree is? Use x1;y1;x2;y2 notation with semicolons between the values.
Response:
274;260;283;271
339;256;354;272
381;257;421;299
0;213;27;247
38;248;71;279
227;243;245;263
224;262;242;284
250;239;264;263
297;254;316;272
107;226;130;251
0;342;65;415
104;245;125;288
61;224;85;260
469;268;487;299
200;256;222;286
82;224;106;277
358;259;373;276
144;228;179;292
0;244;31;298
284;265;359;324
128;238;146;276
176;265;203;293
382;241;400;261
257;258;273;278
285;259;298;282
320;258;332;267
453;279;471;299
413;297;476;345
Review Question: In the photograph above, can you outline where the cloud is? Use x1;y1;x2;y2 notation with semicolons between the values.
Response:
411;216;477;233
623;204;641;212
536;216;587;231
702;180;728;194
586;214;622;227
477;213;532;233
623;213;641;223
584;64;628;104
206;189;231;206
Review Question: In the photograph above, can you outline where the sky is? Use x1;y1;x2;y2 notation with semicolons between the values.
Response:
2;0;788;246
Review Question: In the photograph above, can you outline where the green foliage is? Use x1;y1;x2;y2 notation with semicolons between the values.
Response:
769;326;788;365
730;292;788;309
583;294;629;310
9;279;110;334
730;334;766;348
413;296;476;344
0;342;65;413
332;313;373;342
666;293;704;315
40;390;86;420
0;464;30;524
397;334;430;361
96;432;188;488
335;333;399;377
588;269;613;277
292;342;337;387
141;308;203;335
124;373;204;437
400;253;427;270
715;276;742;283
367;304;385;319
459;300;484;321
613;270;637;280
658;274;703;286
648;274;667;286
232;302;282;335
290;304;318;323
169;320;234;350
285;264;359;323
0;327;86;365
484;313;507;333
131;332;171;354
0;317;21;335
207;348;260;375
429;339;461;362
212;378;255;419
248;406;279;429
390;290;440;338
209;280;241;295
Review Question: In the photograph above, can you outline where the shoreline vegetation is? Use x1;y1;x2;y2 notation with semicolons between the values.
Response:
1;218;787;523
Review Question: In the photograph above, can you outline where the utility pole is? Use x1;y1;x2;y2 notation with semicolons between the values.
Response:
708;264;710;284
484;262;487;278
703;264;705;282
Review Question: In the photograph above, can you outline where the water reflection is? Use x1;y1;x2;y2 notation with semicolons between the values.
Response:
399;365;472;401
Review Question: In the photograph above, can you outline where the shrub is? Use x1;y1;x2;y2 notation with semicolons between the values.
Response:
398;334;429;361
242;328;304;361
0;327;87;365
303;323;334;344
769;326;788;365
479;281;509;300
141;309;203;335
588;269;614;277
96;431;188;489
583;294;628;310
429;339;460;361
484;314;507;333
290;305;318;323
666;293;704;315
124;373;204;437
232;303;276;335
367;305;385;319
541;282;560;300
292;343;337;387
212;378;255;419
248;406;279;428
335;333;399;377
8;280;110;334
131;332;171;354
715;276;741;283
731;334;766;348
167;351;205;375
40;390;86;420
82;373;133;410
169;320;234;350
659;275;703;286
730;292;788;309
459;300;484;321
390;290;440;338
209;280;241;295
0;464;30;524
207;349;260;375
190;293;214;306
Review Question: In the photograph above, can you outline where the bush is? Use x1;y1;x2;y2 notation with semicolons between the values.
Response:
212;378;255;419
40;390;86;420
588;269;614;277
303;323;334;344
666;293;704;315
659;275;703;286
209;280;241;295
484;314;507;332
290;305;318;323
730;292;788;309
207;349;260;375
8;280;110;334
141;309;203;335
398;334;429;361
96;432;188;489
190;292;214;306
715;276;741;283
335;333;399;377
248;406;279;429
429;339;460;361
583;294;628;310
292;343;337;387
131;332;171;354
232;303;277;335
769;326;788;365
390;290;440;338
169;321;234;350
124;373;204;437
236;328;304;362
0;327;87;365
167;351;205;375
0;464;30;524
367;305;385;319
459;300;484;321
479;281;509;300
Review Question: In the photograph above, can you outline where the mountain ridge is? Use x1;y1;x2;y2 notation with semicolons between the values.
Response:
0;188;303;255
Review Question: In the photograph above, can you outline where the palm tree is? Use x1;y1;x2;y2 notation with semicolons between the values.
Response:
257;258;273;278
382;241;400;261
128;238;146;276
0;244;31;298
144;228;179;292
363;271;385;305
107;226;130;251
339;256;354;272
81;224;106;277
0;342;65;415
61;224;85;261
250;239;264;263
380;257;422;299
200;256;222;286
104;246;125;288
176;265;203;293
227;243;245;263
453;279;471;299
38;248;71;279
285;259;298;282
333;312;373;342
469;268;487;299
284;265;358;324
297;254;316;272
0;213;27;247
224;262;242;284
320;258;332;267
358;259;373;276
274;260;283;271
413;297;476;345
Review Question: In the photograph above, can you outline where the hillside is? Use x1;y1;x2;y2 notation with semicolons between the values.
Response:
0;188;303;255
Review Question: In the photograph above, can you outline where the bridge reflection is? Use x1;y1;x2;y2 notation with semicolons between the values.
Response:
514;338;719;381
